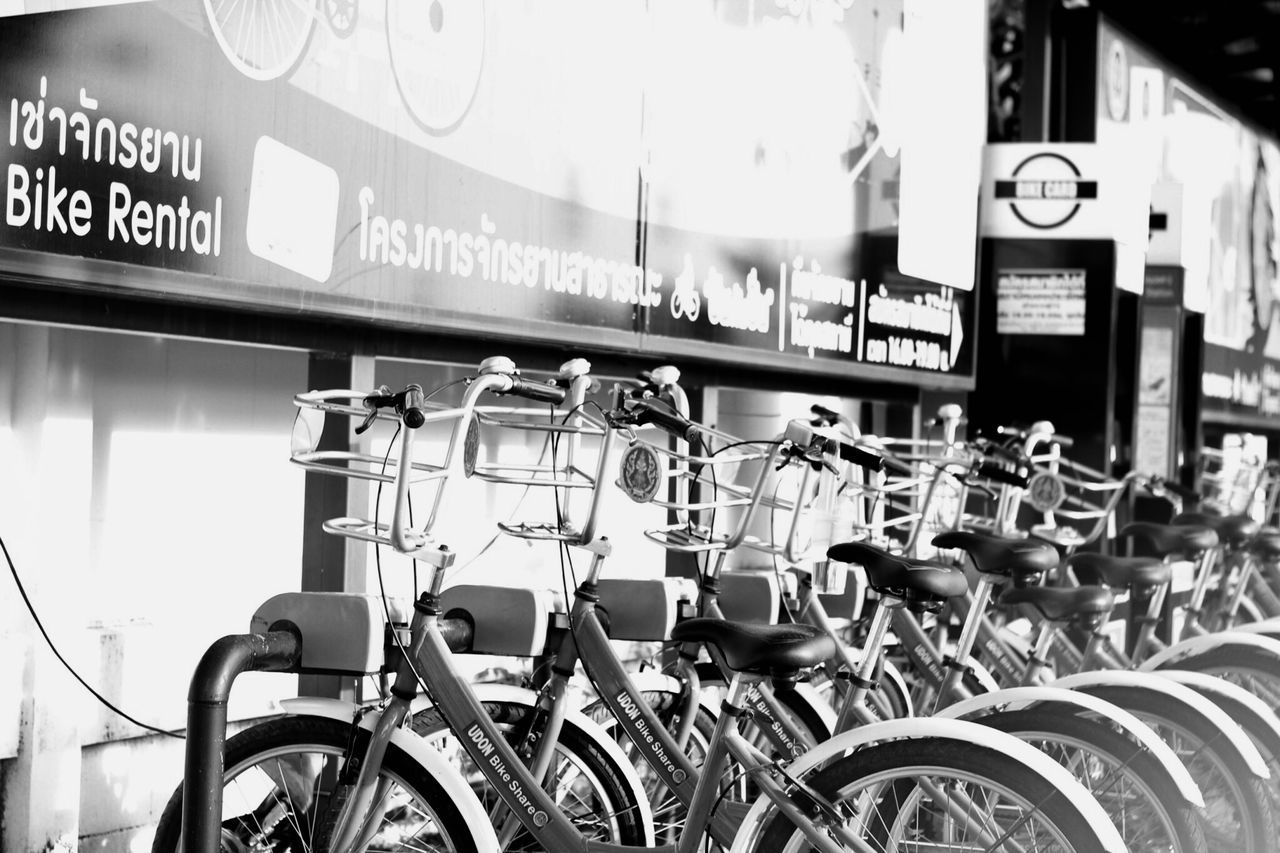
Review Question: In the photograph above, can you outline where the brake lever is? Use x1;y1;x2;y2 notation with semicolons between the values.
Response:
355;385;394;435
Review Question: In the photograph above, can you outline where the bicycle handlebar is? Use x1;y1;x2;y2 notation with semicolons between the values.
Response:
499;375;568;405
624;398;702;444
810;403;841;425
976;460;1030;488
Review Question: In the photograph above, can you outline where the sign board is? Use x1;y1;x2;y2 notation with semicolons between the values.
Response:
895;0;985;292
980;143;1152;249
0;1;977;387
995;269;1086;335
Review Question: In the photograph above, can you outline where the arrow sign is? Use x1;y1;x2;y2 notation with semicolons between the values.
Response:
951;301;964;367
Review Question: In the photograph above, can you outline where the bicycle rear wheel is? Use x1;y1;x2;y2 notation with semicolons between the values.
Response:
151;715;478;853
751;738;1118;853
977;707;1206;853
1087;684;1276;853
410;700;648;850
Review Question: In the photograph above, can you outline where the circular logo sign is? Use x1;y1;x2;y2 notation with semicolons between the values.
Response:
1026;471;1067;513
1000;152;1094;231
462;415;480;477
672;769;687;785
619;443;663;503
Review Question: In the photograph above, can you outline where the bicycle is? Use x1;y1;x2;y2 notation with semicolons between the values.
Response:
202;0;485;134
160;358;1128;853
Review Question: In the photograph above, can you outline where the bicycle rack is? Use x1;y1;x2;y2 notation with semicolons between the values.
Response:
182;628;302;853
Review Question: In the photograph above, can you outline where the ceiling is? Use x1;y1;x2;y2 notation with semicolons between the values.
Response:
1092;0;1280;136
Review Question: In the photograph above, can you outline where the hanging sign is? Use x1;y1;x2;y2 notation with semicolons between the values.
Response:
980;143;1151;247
995;269;1086;335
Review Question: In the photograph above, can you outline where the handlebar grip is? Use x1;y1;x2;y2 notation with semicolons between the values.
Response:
631;399;701;444
505;376;568;405
402;384;427;429
977;461;1030;488
880;455;915;477
840;443;884;473
810;404;841;425
1159;480;1200;502
1050;434;1074;449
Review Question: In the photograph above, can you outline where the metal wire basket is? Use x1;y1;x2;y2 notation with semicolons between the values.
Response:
1197;437;1269;518
610;416;794;555
289;359;612;558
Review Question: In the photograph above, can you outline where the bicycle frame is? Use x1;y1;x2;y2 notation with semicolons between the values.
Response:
318;400;857;853
327;586;855;853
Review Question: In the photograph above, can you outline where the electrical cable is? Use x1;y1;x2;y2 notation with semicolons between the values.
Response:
2;530;185;739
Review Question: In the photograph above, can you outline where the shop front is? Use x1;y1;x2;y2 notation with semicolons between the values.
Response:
0;2;984;849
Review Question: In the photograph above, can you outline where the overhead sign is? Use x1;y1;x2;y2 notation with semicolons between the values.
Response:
0;0;977;387
895;0;985;292
981;143;1151;247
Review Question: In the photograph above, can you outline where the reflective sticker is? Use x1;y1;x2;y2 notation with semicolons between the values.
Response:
463;415;480;477
1026;470;1066;512
619;443;662;503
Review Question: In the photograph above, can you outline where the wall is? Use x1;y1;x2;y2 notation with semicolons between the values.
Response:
0;322;307;851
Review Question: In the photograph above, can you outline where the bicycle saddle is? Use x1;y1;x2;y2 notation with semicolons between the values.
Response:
1172;512;1259;549
669;618;835;681
1118;522;1217;556
828;541;968;609
1250;527;1280;561
1067;553;1170;590
999;584;1115;623
931;531;1058;578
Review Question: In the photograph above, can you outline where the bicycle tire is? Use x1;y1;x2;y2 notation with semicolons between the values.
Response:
409;700;647;850
752;737;1119;853
1085;684;1276;853
151;714;479;853
1156;642;1280;710
976;706;1207;853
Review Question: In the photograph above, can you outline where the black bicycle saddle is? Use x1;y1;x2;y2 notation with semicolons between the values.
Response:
932;530;1058;578
1119;522;1217;556
669;618;835;680
1068;553;1170;589
828;541;968;609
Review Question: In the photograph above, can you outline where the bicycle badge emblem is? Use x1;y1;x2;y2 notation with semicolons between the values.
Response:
619;443;662;503
1026;470;1067;512
463;415;480;477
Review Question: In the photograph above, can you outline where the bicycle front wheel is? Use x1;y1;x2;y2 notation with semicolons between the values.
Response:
151;715;479;853
752;738;1118;853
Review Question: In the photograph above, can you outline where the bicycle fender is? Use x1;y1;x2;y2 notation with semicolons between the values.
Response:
278;697;501;853
1151;669;1280;761
880;656;915;717
402;683;657;846
937;686;1203;807
1052;670;1270;778
726;717;1127;853
1231;621;1280;640
1139;630;1280;671
967;658;1001;693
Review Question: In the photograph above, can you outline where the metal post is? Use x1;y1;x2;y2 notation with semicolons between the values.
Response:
181;629;302;853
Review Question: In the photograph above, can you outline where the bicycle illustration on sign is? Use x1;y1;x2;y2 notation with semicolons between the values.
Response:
669;254;702;322
202;0;485;135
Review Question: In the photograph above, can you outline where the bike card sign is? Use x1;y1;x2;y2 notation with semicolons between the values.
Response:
0;0;980;386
